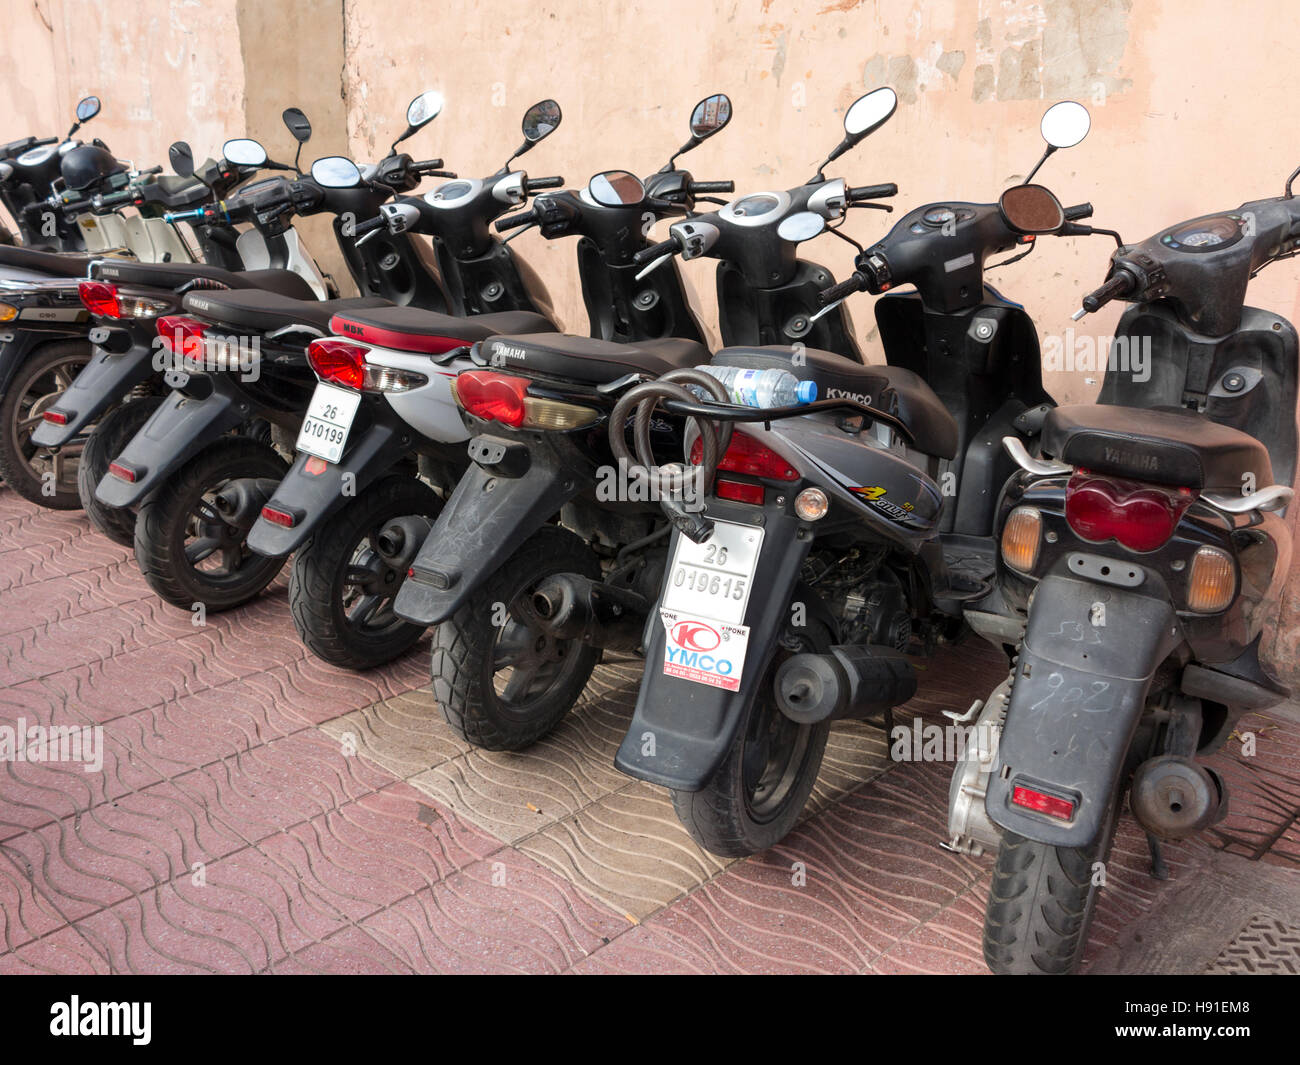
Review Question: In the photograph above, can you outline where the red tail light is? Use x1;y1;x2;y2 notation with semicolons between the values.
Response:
1012;784;1075;821
307;338;370;391
108;461;137;483
260;505;296;529
156;315;206;361
690;430;799;481
1064;471;1194;552
79;281;119;318
716;480;765;505
453;371;529;427
41;410;68;425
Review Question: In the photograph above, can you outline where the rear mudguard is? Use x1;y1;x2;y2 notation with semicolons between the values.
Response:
94;375;245;507
392;434;584;626
986;570;1180;848
614;501;814;792
0;320;90;398
30;340;154;446
246;415;414;557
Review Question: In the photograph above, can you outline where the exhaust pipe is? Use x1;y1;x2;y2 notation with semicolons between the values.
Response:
212;477;280;530
530;574;648;652
376;514;434;572
775;644;917;724
1129;755;1228;839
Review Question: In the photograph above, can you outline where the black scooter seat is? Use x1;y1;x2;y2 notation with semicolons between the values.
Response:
713;345;959;460
1043;404;1273;493
478;332;711;383
91;259;317;300
328;305;557;354
182;289;392;336
0;245;99;278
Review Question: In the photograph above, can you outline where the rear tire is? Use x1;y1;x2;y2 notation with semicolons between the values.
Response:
0;340;93;508
289;475;442;670
133;437;288;612
77;396;163;547
431;525;601;751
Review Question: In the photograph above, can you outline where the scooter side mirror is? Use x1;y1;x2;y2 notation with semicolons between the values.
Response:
522;99;562;144
999;183;1065;235
75;96;101;123
814;86;897;178
169;141;195;178
688;93;732;143
391;90;445;154
588;169;646;208
777;211;826;243
282;108;313;144
1040;100;1090;149
222;138;269;167
311;155;363;189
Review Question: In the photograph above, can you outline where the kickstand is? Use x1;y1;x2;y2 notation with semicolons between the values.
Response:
1145;832;1169;881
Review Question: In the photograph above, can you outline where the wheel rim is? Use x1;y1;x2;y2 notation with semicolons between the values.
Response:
337;528;409;639
741;699;812;822
488;576;586;718
178;479;269;589
9;354;90;493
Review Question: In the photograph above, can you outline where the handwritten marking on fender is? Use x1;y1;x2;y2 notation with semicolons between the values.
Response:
660;608;751;692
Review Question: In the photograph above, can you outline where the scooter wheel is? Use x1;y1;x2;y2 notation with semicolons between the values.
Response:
431;525;601;751
0;340;93;509
133;436;288;612
289;474;442;670
77;396;163;547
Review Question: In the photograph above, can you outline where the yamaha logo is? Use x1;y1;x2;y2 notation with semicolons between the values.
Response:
1103;446;1158;471
493;343;527;361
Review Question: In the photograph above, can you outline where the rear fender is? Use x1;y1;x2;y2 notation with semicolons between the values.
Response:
615;501;814;791
986;570;1180;847
0;324;91;402
31;340;154;446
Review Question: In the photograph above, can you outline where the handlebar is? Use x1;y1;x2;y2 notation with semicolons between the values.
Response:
33;136;58;148
352;214;387;237
632;237;679;266
1063;202;1094;221
817;271;868;306
848;182;897;202
495;207;538;232
688;180;734;195
524;175;564;192
163;206;213;224
1080;269;1137;314
410;158;445;171
137;165;163;177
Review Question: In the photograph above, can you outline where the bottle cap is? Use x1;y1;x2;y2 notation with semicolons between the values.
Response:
795;379;818;404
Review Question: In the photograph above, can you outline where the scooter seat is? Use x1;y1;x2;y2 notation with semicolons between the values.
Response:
328;305;557;354
0;245;98;278
478;332;711;384
1042;403;1273;493
91;259;317;300
713;345;960;460
182;289;392;336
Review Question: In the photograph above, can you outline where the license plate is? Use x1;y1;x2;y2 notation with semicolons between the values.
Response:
662;519;763;626
296;383;361;464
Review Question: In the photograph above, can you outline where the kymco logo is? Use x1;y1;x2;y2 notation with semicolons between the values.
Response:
671;620;721;652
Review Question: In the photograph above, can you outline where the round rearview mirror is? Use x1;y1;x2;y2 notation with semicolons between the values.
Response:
169;141;195;178
282;107;312;144
844;87;898;137
311;156;363;188
75;96;101;123
999;183;1065;235
777;211;826;243
1040;100;1090;150
689;94;732;141
222;139;268;167
406;90;445;130
588;169;646;208
522;99;562;143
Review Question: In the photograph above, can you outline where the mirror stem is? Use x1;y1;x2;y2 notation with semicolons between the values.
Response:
1285;164;1300;198
1023;145;1056;185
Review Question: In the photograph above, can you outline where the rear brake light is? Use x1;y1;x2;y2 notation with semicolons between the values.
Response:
260;505;296;529
41;410;69;426
307;338;428;393
690;431;799;481
1064;472;1194;552
716;479;765;505
157;315;206;361
108;461;137;483
1012;785;1075;821
79;281;119;318
451;372;598;430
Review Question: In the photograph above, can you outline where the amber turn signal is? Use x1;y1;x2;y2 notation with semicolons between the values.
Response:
1001;506;1042;573
1186;546;1235;613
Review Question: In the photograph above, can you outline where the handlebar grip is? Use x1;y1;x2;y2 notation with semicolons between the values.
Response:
495;207;539;232
632;238;679;266
411;158;445;170
163;207;208;223
818;271;867;306
1081;270;1137;313
61;198;93;214
34;136;58;147
1063;202;1094;221
353;214;386;236
139;165;163;176
689;180;734;195
849;183;898;201
524;176;564;192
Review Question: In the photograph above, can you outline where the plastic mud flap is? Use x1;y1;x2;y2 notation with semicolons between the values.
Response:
986;571;1180;848
615;503;813;792
94;374;245;507
392;432;585;626
29;340;152;447
246;415;412;557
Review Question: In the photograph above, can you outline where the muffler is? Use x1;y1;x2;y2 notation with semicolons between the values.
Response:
530;574;648;652
775;644;917;725
376;515;434;573
212;477;280;530
1129;755;1228;839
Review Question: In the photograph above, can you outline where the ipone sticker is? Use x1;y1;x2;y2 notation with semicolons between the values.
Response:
660;608;751;692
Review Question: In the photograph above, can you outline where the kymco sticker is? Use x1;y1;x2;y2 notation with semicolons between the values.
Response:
660;608;751;691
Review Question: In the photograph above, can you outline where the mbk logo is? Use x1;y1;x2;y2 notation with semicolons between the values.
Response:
340;321;365;337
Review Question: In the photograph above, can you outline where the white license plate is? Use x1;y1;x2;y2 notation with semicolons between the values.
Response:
661;519;763;627
296;383;361;464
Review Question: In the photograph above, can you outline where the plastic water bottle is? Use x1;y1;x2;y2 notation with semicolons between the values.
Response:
695;365;818;408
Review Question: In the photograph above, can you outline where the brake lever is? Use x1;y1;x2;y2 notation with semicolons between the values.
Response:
807;298;844;325
634;253;674;282
355;227;384;247
500;221;537;244
849;202;894;212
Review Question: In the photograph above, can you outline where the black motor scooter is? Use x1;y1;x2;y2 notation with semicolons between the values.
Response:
945;168;1299;975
